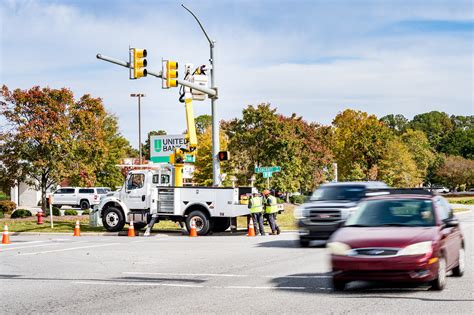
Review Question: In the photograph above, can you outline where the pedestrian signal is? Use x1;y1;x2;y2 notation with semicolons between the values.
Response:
218;151;230;161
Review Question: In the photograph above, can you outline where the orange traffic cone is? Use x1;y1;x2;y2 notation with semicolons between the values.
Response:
128;220;135;237
247;217;256;237
189;219;198;237
73;220;81;237
2;224;10;244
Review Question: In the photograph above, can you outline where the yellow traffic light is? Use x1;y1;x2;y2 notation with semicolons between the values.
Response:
131;48;147;79
162;60;178;88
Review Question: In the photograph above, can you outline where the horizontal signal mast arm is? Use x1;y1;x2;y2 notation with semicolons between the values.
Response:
96;53;217;98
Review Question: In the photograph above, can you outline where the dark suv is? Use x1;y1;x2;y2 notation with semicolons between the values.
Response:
295;181;388;247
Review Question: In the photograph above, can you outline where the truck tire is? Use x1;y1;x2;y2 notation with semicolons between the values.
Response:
186;210;211;236
80;199;90;210
102;206;125;232
211;217;231;232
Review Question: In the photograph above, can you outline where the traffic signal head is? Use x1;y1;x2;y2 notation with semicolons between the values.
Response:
162;60;178;88
218;151;230;161
131;48;147;79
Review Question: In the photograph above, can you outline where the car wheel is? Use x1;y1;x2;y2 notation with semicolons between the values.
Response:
332;279;346;291
102;206;125;232
430;257;447;291
452;247;465;277
80;200;90;210
299;239;310;247
185;210;211;236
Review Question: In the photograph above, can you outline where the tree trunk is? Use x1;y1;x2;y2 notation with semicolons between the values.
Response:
41;175;47;212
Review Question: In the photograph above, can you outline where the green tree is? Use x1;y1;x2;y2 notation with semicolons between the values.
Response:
195;115;212;135
401;129;435;183
409;111;453;151
380;114;408;135
332;109;392;181
378;138;421;187
438;115;473;159
143;130;166;160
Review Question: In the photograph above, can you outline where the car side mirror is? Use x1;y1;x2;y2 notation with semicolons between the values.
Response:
443;218;459;228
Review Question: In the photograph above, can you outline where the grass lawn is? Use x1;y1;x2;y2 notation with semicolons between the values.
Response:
0;192;8;201
446;196;474;205
237;204;298;231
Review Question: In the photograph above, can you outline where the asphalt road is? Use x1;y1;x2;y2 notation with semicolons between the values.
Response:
1;212;473;314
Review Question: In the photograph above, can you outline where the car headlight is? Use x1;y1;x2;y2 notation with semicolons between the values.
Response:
327;242;352;256
398;241;433;256
293;206;306;219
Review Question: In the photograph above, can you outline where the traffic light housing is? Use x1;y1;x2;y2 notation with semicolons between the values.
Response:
218;151;230;161
162;60;178;88
131;48;147;79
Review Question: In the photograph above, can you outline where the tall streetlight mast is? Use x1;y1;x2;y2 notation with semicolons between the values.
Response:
130;93;146;165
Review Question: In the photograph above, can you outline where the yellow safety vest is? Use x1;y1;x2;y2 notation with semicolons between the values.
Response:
249;197;263;213
265;195;278;214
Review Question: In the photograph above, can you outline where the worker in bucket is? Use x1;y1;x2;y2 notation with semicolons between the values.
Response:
248;192;265;236
263;190;281;235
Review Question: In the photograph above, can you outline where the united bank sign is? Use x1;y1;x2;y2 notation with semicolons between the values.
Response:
150;135;187;163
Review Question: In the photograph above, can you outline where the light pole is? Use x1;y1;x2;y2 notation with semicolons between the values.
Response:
182;4;221;187
130;93;146;165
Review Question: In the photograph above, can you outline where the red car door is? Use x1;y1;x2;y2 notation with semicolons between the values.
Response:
436;198;461;269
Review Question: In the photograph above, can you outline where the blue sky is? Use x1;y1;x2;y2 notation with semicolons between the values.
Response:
1;0;473;148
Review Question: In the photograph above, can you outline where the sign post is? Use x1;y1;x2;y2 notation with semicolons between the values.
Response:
48;195;54;229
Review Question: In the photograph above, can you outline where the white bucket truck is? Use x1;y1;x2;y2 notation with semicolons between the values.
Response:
90;164;254;235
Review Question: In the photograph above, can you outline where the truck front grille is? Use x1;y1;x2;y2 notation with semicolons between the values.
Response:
308;208;341;223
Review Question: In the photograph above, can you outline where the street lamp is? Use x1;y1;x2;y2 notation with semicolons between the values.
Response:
130;93;146;165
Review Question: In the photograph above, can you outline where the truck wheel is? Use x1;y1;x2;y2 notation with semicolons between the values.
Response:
102;206;125;232
80;200;90;210
211;217;231;232
186;211;211;236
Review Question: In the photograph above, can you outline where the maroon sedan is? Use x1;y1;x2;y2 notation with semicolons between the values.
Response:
327;192;465;291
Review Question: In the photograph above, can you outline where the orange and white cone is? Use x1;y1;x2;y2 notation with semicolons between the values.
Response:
189;219;198;237
128;220;135;237
2;224;10;244
247;217;256;237
73;220;81;237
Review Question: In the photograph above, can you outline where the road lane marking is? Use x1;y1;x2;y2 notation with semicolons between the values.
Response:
123;272;248;278
73;281;310;290
18;243;119;255
123;272;332;279
1;241;44;246
0;242;84;252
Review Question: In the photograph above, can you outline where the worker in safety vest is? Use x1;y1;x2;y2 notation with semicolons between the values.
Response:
263;190;281;235
248;192;265;236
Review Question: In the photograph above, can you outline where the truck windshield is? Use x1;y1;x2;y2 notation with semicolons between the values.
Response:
345;199;435;227
310;185;365;202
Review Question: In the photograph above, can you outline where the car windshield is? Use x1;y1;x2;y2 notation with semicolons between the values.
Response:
345;199;435;227
310;185;365;202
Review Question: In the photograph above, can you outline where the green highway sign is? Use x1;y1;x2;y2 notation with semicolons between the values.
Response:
255;166;281;173
184;155;196;163
263;171;272;178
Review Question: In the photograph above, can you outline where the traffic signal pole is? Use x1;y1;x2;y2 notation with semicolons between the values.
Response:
181;4;221;187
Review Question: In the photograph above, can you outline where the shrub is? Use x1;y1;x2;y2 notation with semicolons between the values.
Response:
64;210;78;216
0;200;16;214
11;209;33;218
277;198;285;204
0;211;4;219
290;195;306;205
44;207;61;216
82;209;90;215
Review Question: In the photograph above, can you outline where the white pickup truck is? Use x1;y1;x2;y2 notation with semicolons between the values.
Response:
52;187;108;209
91;166;256;235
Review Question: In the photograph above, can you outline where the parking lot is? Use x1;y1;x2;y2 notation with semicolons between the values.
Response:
1;211;473;314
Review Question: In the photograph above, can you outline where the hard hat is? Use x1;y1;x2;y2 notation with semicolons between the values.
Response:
263;190;270;195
